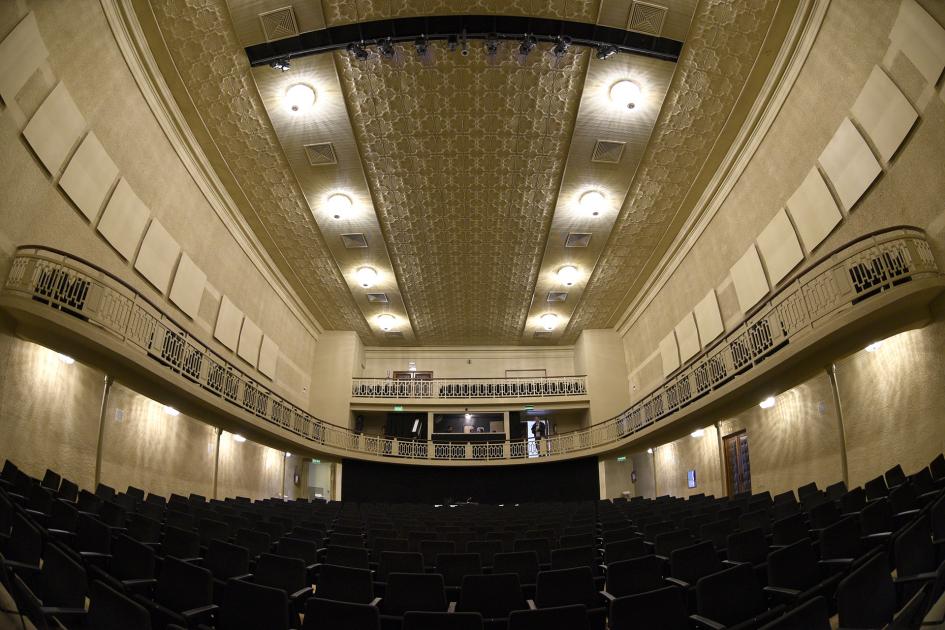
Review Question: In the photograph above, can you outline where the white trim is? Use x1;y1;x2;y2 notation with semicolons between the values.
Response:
100;0;323;340
616;0;830;337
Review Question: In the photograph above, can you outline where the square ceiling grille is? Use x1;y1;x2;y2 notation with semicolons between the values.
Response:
366;293;389;303
259;7;299;41
547;291;568;302
565;233;592;248
304;142;337;166
340;233;368;249
628;1;668;36
533;331;553;338
592;140;626;164
385;331;404;339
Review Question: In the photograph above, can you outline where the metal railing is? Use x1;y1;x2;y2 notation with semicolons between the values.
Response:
351;375;587;399
2;227;939;463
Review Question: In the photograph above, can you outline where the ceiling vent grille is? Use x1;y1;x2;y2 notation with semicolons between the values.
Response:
340;233;368;249
533;331;553;338
547;291;568;302
304;142;337;166
627;1;667;36
366;293;389;303
259;7;299;42
385;331;404;339
565;233;592;248
592;140;626;164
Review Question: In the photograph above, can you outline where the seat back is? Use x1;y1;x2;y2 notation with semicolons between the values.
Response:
436;553;482;587
535;566;598;609
317;564;375;603
41;543;88;608
88;579;152;630
466;540;503;567
156;556;213;613
77;512;111;554
277;537;318;563
111;534;155;581
377;551;424;581
885;464;907;488
605;555;663;597
57;478;79;503
403;611;484;630
808;500;840;529
839;487;866;514
820;516;863;560
865;475;889;501
49;498;78;533
457;573;527;619
302;597;379;630
206;539;250;580
559;533;595;549
219;578;289;630
324;544;370;569
492;551;539;585
757;595;829;630
330;532;364;547
837;550;896;629
670;541;722;585
254;553;307;595
41;469;61;492
127;513;162;544
696;562;767;626
894;516;936;579
931;454;945;482
861;498;894;535
609;585;688;630
604;537;645;563
235;528;272;558
551;546;596;571
654;529;694;557
772;512;808;546
513;538;550;564
508;603;588;630
163;525;200;559
726;528;768;565
766;539;820;590
382;572;447;615
199;517;230;546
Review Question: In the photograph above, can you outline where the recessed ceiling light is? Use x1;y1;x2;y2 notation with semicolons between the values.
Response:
759;396;776;409
327;193;353;219
865;341;883;353
465;413;472;421
355;266;378;288
579;190;605;216
540;313;559;331
377;314;396;331
647;448;653;454
691;429;705;438
163;406;180;417
284;83;316;113
557;265;579;286
610;79;642;110
55;352;75;365
233;434;247;443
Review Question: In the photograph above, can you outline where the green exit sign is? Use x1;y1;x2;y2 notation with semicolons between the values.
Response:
616;456;627;462
394;405;404;411
524;405;534;410
312;459;321;464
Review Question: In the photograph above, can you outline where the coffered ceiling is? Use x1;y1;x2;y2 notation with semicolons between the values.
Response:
139;0;790;346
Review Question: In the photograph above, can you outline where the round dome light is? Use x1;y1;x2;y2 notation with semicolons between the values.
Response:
609;79;642;110
579;190;605;216
284;83;316;113
557;265;579;286
377;313;396;331
540;313;559;331
327;193;353;219
355;266;378;288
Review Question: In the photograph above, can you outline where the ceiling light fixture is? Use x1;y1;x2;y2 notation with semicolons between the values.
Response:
691;429;705;438
557;265;579;286
610;79;642;110
414;35;428;57
485;35;500;57
163;406;180;417
377;314;396;331
552;36;571;59
55;352;75;365
355;266;378;288
285;452;291;458
865;341;883;353
519;34;537;57
269;57;291;72
347;41;369;61
647;448;654;454
540;313;559;331
284;83;316;113
579;190;605;216
759;396;776;409
596;44;618;60
327;193;353;219
233;434;247;443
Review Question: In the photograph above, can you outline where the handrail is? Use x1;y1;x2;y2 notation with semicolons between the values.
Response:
351;375;588;399
1;227;940;463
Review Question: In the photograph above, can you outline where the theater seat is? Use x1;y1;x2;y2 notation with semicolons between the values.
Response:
534;567;606;630
303;597;380;630
757;595;830;630
455;572;529;629
690;562;784;629
216;578;289;630
88;579;153;630
402;611;484;630
607;585;688;630
508;603;588;630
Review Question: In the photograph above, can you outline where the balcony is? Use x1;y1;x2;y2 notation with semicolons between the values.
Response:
350;375;587;400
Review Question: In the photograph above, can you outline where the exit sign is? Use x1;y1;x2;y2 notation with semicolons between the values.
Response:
394;405;404;411
617;456;627;462
312;459;321;464
524;404;534;410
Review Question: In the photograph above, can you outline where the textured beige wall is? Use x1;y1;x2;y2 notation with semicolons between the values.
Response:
574;329;631;423
216;431;285;500
310;331;362;427
0;0;318;402
654;424;725;499
601;457;634;499
362;346;576;379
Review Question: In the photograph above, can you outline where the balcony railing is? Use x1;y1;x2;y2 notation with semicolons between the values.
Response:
351;375;587;399
1;227;940;464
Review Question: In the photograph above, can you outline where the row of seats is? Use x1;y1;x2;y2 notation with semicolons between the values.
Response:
2;454;945;628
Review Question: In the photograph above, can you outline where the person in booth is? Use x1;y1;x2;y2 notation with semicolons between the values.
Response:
531;419;547;455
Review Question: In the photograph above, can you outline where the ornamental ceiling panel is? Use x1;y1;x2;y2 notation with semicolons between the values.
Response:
335;43;589;344
320;0;601;26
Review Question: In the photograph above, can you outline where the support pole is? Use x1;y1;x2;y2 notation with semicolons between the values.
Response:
715;421;728;497
281;454;287;500
93;375;113;489
211;427;222;500
826;364;850;488
651;448;658;499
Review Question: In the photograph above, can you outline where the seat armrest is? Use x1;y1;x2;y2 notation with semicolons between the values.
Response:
690;614;727;629
370;597;382;608
600;590;616;603
721;559;744;567
654;554;669;563
763;585;801;605
231;573;253;582
448;602;456;613
39;606;87;619
526;599;537;610
3;559;41;574
181;603;219;623
664;577;690;589
894;572;937;585
290;586;312;601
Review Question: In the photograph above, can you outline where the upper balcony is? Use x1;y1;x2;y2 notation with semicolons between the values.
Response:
351;375;588;403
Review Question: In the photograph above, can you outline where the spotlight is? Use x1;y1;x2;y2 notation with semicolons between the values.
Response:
377;313;396;331
610;79;642;110
460;30;469;56
865;341;883;353
284;83;316;113
355;266;378;288
285;452;291;458
551;36;571;59
557;265;579;286
540;313;559;331
414;35;428;57
55;352;75;365
579;190;605;216
163;406;180;417
691;429;705;438
347;42;369;61
269;57;291;72
378;37;395;59
233;434;247;443
596;44;618;60
327;193;353;219
759;396;776;409
647;448;654;454
465;413;472;421
519;34;537;57
447;34;459;53
484;35;500;57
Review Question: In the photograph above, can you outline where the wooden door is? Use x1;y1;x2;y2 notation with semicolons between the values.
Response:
724;431;752;496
